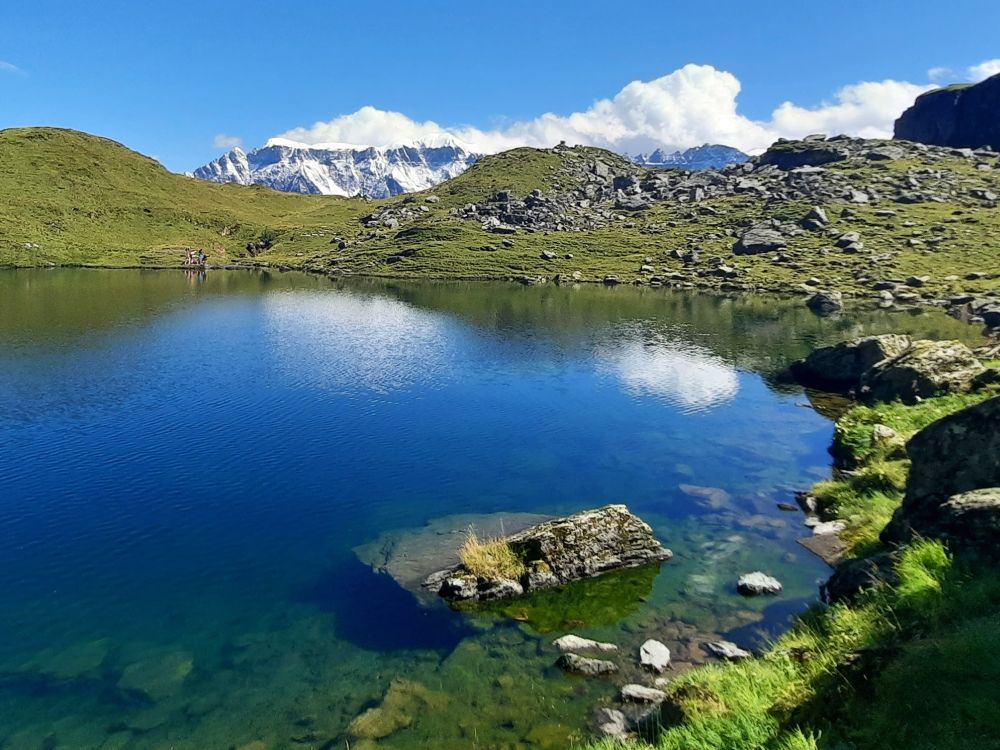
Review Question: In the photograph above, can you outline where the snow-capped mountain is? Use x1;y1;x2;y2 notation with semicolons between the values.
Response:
632;144;749;171
193;135;481;198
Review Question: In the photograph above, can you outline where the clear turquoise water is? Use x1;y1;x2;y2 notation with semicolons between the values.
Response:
0;270;983;749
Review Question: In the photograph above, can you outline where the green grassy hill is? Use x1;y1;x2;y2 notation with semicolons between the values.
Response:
2;127;999;305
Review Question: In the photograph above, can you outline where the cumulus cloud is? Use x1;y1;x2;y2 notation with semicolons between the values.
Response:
212;133;243;149
968;59;1000;82
272;63;939;156
927;66;953;83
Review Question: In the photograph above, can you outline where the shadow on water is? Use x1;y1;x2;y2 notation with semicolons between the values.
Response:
467;563;661;634
300;557;475;652
724;595;819;651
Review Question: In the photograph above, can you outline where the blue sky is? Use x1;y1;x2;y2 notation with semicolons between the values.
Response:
2;0;998;171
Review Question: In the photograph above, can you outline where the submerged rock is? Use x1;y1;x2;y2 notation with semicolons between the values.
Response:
595;707;629;739
117;650;193;701
553;634;618;653
349;678;448;741
639;639;671;673
736;572;783;596
424;504;672;603
704;640;752;661
556;652;619;676
621;683;667;703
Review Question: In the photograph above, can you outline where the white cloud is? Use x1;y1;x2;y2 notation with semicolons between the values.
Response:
0;60;23;75
272;63;938;156
927;66;953;83
212;133;243;150
968;59;1000;82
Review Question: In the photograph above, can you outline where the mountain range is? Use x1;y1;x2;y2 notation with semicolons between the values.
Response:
193;135;480;198
193;138;749;198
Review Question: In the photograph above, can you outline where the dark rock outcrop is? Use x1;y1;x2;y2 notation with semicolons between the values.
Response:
894;74;1000;150
882;396;1000;545
883;489;1000;558
805;291;844;315
858;340;986;404
733;224;786;255
423;504;672;602
790;334;911;392
757;141;848;169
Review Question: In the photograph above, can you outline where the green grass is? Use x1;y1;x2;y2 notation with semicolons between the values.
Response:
2;128;999;302
582;390;1000;750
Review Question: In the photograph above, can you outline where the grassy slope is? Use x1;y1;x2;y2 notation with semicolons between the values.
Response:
2;128;999;303
585;384;1000;750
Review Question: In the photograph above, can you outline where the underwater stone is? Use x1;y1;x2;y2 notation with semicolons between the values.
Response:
621;683;667;703
117;650;193;701
704;640;752;661
556;653;619;676
553;634;618;653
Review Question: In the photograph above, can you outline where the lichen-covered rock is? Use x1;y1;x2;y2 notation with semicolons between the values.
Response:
424;504;672;602
882;396;1000;546
732;224;786;255
884;489;1000;558
621;684;667;703
790;334;911;392
858;339;986;404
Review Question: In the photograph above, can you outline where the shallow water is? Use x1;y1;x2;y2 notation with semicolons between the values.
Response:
0;270;983;749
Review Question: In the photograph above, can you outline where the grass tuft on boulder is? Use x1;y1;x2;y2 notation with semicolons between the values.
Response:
459;528;526;581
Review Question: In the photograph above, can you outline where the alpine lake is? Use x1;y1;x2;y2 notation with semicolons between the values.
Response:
0;269;985;750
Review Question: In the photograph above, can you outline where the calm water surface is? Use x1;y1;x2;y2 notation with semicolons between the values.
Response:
0;270;983;749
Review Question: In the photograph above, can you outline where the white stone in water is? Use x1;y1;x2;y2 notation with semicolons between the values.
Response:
597;708;628;739
553;634;618;653
737;571;783;596
705;640;752;661
813;520;847;536
621;684;667;703
639;639;671;672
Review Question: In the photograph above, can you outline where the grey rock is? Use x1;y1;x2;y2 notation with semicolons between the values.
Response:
621;684;667;703
556;653;619;676
736;571;783;596
704;641;752;661
859;340;986;404
734;225;786;255
424;504;672;602
639;639;671;673
806;290;844;314
553;635;618;653
596;708;628;739
790;334;911;391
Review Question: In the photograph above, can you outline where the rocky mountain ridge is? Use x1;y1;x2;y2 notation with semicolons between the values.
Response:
632;143;748;170
894;73;1000;151
193;137;481;198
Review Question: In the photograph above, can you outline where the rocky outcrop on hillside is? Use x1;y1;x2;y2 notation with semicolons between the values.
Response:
422;504;672;603
882;395;1000;555
894;74;1000;151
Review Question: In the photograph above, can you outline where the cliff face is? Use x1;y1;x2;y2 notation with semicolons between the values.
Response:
894;74;1000;150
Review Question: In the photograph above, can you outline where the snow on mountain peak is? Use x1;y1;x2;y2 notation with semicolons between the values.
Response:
195;136;482;197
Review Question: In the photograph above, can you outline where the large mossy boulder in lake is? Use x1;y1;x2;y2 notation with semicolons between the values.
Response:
882;396;1000;551
894;74;1000;150
857;340;987;405
423;504;672;603
790;334;911;392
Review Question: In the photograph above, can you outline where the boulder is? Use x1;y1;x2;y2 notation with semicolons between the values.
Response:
858;340;986;404
882;396;1000;544
821;552;898;603
805;291;844;314
621;684;667;703
736;571;783;596
704;641;751;661
556;653;619;676
424;504;672;602
884;489;1000;557
894;74;1000;150
553;635;618;653
757;142;848;169
639;639;671;673
733;225;786;255
790;334;911;391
